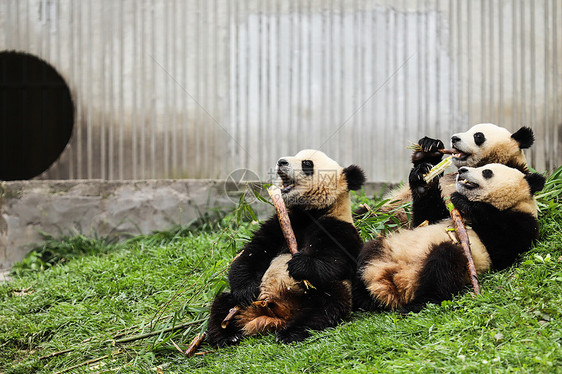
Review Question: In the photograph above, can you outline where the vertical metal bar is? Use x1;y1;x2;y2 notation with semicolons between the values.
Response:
87;0;93;178
530;0;536;165
171;0;177;178
140;0;147;179
499;0;504;126
118;0;125;179
163;1;169;178
512;0;518;129
551;0;562;166
132;0;138;179
150;2;156;178
108;1;114;180
480;0;485;122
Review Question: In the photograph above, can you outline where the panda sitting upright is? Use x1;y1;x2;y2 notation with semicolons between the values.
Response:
409;123;535;226
207;150;366;347
354;163;545;313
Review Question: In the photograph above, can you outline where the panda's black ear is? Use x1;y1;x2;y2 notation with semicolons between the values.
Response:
525;173;545;195
511;127;534;149
343;165;366;191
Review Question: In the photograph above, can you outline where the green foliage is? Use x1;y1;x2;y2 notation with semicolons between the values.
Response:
1;167;561;373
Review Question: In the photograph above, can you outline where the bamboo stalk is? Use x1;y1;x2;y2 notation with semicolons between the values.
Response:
423;156;453;183
267;185;298;255
445;201;481;295
185;333;206;357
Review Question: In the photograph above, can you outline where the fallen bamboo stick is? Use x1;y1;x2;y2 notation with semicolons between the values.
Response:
185;333;206;357
445;200;481;295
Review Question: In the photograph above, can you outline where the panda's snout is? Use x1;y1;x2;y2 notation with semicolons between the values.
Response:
451;135;461;144
277;159;289;167
458;167;468;174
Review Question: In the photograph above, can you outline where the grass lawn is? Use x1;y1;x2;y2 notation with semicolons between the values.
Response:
1;168;561;373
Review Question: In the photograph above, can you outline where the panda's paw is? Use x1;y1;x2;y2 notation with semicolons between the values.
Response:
286;253;313;282
412;137;444;165
409;163;435;193
450;192;472;213
275;328;309;344
209;332;244;348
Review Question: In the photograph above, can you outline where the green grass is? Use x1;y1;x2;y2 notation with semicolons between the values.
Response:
1;167;561;373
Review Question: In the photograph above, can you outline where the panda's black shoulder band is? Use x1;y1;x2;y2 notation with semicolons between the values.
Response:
343;165;366;191
511;127;534;149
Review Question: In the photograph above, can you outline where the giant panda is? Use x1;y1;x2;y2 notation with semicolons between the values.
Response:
353;163;545;313
409;123;535;226
358;123;535;227
207;149;366;347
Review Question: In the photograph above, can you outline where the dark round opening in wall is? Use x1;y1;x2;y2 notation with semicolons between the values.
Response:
0;51;74;181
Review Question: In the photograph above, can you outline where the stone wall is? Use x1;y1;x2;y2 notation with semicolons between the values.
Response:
0;180;388;271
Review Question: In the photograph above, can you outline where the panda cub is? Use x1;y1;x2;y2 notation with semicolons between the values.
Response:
359;123;535;227
410;123;535;226
354;163;545;313
207;150;366;347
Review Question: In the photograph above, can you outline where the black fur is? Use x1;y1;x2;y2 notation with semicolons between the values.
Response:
343;165;367;191
206;292;245;347
275;281;352;343
411;137;444;166
352;238;395;312
525;173;546;194
402;242;467;313
511;127;535;149
450;192;540;270
408;163;449;226
206;208;362;347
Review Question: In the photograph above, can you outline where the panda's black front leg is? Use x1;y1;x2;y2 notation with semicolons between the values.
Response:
206;292;245;347
409;163;448;226
228;217;287;306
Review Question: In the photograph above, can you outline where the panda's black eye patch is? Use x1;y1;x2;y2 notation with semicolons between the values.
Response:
473;132;486;146
482;169;493;179
301;160;314;176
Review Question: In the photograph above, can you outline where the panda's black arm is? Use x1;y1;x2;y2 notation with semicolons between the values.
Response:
450;193;539;270
409;163;449;226
227;216;287;306
286;219;362;287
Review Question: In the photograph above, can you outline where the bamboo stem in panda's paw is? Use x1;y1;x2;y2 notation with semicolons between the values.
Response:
268;185;299;255
446;201;481;295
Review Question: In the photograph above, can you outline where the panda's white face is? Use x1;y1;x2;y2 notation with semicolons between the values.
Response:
455;164;535;212
275;149;347;209
450;123;525;168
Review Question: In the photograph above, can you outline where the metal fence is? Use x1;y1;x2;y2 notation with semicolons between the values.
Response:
1;0;560;182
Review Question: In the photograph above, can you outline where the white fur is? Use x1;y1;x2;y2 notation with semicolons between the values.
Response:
276;149;353;222
456;164;538;216
451;123;527;168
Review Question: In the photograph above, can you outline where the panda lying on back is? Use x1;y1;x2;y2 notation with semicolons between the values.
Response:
207;150;366;347
354;164;545;313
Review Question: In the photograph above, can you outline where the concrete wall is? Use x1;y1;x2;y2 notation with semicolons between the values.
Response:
0;179;388;270
0;179;235;270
